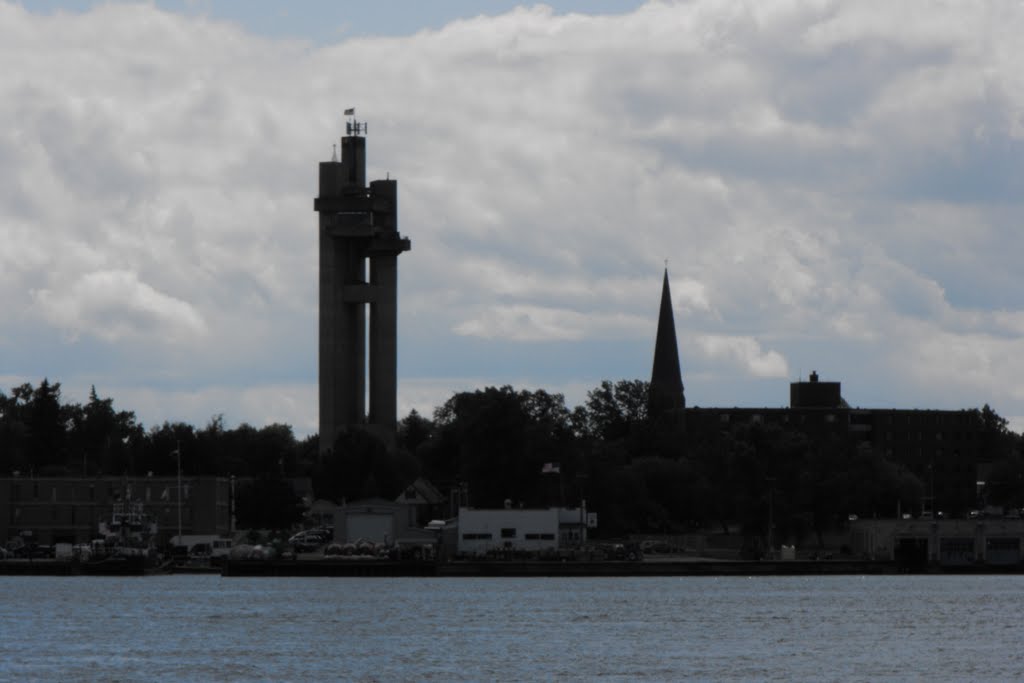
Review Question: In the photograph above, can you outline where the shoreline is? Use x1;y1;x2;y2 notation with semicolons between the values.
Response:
7;557;1024;577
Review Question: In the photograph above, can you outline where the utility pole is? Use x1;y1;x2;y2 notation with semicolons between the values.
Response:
172;441;182;542
766;476;776;560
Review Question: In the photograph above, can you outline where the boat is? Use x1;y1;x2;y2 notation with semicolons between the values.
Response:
82;490;165;575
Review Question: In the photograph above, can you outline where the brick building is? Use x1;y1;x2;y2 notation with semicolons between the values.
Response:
684;372;990;516
0;475;231;545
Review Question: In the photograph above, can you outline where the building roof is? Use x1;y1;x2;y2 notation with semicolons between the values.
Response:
397;477;445;505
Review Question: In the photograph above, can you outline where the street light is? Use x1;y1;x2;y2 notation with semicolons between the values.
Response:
766;476;776;561
171;442;182;543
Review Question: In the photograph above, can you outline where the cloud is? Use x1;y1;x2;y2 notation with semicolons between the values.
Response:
2;0;1024;435
695;335;789;378
33;269;206;343
454;304;650;342
111;382;317;435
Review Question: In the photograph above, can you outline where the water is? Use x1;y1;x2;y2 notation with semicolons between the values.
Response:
1;574;1022;681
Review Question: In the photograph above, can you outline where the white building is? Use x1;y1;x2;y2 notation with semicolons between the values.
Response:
457;504;590;557
334;498;436;548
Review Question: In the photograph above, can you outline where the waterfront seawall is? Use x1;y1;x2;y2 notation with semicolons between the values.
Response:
219;558;898;577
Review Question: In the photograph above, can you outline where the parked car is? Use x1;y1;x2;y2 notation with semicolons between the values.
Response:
288;529;330;545
189;542;213;559
597;543;644;561
291;533;327;553
640;540;673;554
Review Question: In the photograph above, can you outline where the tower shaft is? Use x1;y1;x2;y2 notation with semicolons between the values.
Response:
315;127;410;453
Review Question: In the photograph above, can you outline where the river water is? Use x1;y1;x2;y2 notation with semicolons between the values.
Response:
1;574;1022;681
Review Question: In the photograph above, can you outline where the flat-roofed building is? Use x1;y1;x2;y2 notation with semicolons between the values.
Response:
0;475;230;545
456;505;589;557
684;371;990;517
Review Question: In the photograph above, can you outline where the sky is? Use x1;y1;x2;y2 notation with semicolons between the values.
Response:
4;0;1024;438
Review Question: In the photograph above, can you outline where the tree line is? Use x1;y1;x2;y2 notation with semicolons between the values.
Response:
1;379;1022;544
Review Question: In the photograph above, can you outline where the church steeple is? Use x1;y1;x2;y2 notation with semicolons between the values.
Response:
649;268;685;418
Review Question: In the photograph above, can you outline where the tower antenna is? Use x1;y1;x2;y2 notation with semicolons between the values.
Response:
344;108;367;136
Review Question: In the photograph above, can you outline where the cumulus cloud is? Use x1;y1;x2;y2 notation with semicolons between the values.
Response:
33;269;206;342
454;304;650;342
695;335;789;378
112;382;317;435
3;1;1024;434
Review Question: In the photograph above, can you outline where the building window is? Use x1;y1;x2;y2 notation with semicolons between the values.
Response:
501;528;516;539
461;533;492;540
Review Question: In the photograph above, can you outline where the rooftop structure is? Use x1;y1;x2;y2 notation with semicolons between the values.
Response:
790;370;847;409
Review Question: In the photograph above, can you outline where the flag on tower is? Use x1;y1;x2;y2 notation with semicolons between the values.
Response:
344;108;355;116
541;462;561;474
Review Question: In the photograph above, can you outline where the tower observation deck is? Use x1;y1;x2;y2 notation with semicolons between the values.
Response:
314;116;410;453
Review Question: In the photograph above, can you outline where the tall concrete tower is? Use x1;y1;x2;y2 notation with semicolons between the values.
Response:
314;117;410;454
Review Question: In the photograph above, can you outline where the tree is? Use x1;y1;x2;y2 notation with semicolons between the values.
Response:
146;422;198;475
983;454;1024;511
981;404;1009;434
234;475;302;529
0;385;31;474
26;379;68;472
398;409;434;455
979;404;1016;465
583;380;648;442
69;386;143;475
427;386;579;508
314;427;418;502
